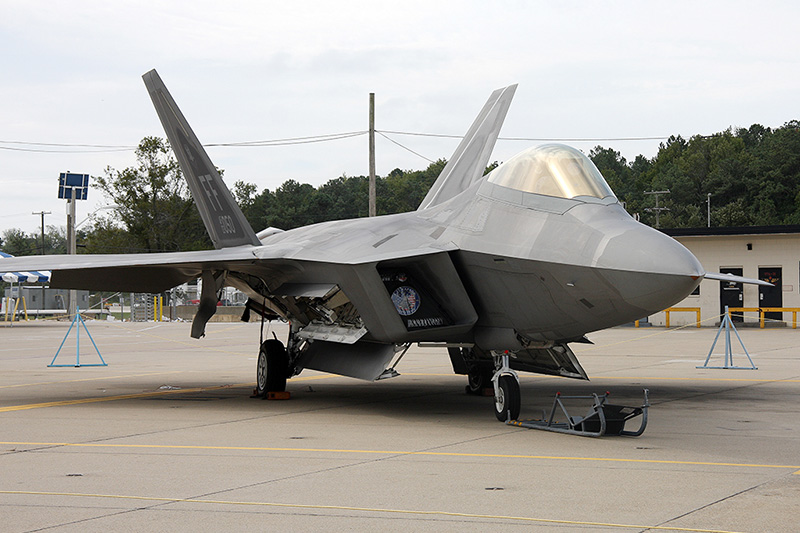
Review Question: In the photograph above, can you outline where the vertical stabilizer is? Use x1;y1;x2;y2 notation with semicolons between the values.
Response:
142;70;260;249
417;84;516;210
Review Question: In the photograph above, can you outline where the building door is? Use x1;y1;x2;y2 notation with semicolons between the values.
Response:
759;267;783;322
719;267;744;322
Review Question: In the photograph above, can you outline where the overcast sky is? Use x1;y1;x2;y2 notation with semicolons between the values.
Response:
2;1;799;235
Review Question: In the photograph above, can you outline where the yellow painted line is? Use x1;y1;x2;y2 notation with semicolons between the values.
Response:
3;440;799;473
596;375;800;383
0;490;746;532
0;371;183;390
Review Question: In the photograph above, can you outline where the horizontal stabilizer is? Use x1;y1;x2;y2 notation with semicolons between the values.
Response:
142;70;260;249
417;84;516;210
704;272;773;286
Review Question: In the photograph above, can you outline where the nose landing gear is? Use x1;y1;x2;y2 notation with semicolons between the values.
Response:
491;351;521;422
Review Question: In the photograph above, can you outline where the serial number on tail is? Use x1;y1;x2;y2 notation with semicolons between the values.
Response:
219;215;238;234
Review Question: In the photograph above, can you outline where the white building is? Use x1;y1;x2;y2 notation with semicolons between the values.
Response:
648;226;800;327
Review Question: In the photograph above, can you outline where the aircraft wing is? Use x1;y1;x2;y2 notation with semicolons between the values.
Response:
0;247;261;293
703;272;772;286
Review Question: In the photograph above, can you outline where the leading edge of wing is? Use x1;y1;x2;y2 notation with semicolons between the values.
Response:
417;84;517;211
0;247;261;293
0;247;259;279
703;271;773;286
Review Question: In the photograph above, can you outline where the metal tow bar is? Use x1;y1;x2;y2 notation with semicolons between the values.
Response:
507;389;650;437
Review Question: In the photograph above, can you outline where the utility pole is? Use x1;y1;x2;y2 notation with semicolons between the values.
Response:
368;92;376;217
32;211;51;254
644;190;670;229
66;197;77;319
707;193;711;228
32;210;51;309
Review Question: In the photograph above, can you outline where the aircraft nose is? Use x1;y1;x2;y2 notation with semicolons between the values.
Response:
598;222;703;278
595;222;704;313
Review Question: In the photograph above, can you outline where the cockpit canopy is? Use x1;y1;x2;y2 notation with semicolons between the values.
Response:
487;144;616;200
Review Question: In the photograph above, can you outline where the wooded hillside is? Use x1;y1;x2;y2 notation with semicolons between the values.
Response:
2;121;798;255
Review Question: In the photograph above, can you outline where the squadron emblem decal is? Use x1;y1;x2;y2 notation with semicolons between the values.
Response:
391;286;421;316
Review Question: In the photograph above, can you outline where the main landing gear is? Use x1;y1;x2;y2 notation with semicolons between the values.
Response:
255;339;290;397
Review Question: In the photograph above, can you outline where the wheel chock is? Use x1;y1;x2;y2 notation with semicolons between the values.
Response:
266;391;291;400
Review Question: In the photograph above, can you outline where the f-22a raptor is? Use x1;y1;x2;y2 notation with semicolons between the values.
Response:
2;70;764;422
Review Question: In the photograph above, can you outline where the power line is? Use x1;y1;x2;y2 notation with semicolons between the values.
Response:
0;127;672;155
377;132;434;163
378;129;671;142
0;145;133;154
0;131;369;154
205;131;367;147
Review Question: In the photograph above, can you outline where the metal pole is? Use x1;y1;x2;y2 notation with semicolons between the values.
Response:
32;211;51;311
707;193;711;228
66;198;77;319
644;190;670;229
368;92;376;217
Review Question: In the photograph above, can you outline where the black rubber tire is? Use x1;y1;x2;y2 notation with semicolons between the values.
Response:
466;367;494;395
493;375;521;422
256;339;288;397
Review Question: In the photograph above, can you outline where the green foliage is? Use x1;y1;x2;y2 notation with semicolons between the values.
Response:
589;121;800;228
0;225;66;256
8;124;797;259
235;159;447;231
92;137;210;252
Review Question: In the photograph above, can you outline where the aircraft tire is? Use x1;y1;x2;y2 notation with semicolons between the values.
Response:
466;368;493;395
256;339;288;397
493;375;520;421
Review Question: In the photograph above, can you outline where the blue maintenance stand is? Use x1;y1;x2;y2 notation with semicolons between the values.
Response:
49;307;107;367
698;305;757;370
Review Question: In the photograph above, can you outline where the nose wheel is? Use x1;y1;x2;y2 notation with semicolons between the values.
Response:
492;351;521;422
494;374;521;421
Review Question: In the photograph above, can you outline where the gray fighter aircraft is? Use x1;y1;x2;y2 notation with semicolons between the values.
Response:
2;70;762;421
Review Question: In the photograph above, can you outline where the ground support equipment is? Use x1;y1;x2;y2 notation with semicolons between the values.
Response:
508;389;649;437
697;305;757;370
49;307;107;368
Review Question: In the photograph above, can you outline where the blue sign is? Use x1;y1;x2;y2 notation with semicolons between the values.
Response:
58;172;90;200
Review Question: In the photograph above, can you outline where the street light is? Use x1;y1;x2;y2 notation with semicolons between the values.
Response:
58;172;90;319
76;205;120;229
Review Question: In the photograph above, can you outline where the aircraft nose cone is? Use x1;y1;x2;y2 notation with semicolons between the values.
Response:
600;223;703;277
597;222;703;313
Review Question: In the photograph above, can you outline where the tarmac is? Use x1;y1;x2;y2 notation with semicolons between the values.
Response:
1;318;798;532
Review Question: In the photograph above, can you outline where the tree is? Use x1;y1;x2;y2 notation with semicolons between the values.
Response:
94;137;210;252
0;226;66;256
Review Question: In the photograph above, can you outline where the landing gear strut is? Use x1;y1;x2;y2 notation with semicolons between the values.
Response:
256;339;289;397
492;351;520;422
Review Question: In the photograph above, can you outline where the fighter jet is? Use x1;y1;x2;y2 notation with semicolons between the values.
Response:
1;70;761;421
